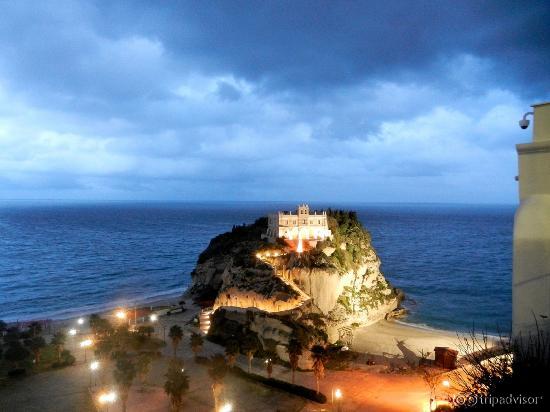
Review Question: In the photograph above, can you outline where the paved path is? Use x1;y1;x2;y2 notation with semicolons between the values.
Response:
0;359;94;412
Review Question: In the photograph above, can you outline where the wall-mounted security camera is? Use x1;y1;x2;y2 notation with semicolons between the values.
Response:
519;118;530;129
519;112;533;129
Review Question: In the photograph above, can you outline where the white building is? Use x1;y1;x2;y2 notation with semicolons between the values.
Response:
513;102;550;339
266;204;332;242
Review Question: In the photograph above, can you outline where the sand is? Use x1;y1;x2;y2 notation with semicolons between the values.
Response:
353;320;470;362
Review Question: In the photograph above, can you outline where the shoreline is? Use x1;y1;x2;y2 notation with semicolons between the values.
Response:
4;289;188;325
4;287;189;324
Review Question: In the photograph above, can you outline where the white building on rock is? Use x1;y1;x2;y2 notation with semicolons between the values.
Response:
266;204;332;243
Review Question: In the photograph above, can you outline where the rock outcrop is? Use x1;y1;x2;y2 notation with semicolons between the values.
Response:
190;210;402;354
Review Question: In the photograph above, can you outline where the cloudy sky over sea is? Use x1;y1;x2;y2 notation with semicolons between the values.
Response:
0;1;548;203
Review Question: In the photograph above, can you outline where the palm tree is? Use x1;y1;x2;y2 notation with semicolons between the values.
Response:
225;339;239;368
287;338;303;384
50;331;66;362
168;325;183;358
190;332;203;360
28;321;42;338
113;355;137;412
135;352;153;385
25;336;46;364
310;345;328;394
241;335;259;373
208;354;227;412
164;360;189;412
4;341;30;369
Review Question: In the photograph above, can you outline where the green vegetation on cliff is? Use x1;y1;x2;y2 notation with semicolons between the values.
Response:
197;217;268;265
305;209;376;275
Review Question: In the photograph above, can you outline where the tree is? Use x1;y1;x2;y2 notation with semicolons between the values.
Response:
208;354;227;412
135;352;153;385
168;325;183;358
4;341;31;368
113;355;137;412
164;360;189;412
287;338;303;384
190;332;203;360
0;319;7;333
310;345;328;394
50;331;66;362
4;327;21;344
24;336;46;364
241;335;259;373
28;321;42;338
137;325;154;338
452;327;550;410
89;314;113;337
225;339;239;368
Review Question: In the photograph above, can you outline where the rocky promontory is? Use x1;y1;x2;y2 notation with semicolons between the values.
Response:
189;209;402;364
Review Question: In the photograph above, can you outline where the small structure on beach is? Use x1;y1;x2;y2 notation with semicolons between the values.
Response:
434;347;458;369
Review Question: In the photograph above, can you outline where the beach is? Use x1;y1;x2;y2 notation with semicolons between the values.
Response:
353;320;467;361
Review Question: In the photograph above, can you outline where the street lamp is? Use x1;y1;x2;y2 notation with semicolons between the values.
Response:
98;390;117;412
80;339;93;362
115;310;126;320
68;328;77;336
77;317;85;325
150;314;158;322
332;388;343;411
90;360;100;386
219;403;233;412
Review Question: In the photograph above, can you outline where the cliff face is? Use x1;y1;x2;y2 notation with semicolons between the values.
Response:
190;211;401;346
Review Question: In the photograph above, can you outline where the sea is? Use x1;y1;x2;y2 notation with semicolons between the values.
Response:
0;201;514;334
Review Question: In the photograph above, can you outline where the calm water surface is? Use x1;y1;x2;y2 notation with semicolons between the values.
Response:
0;201;514;333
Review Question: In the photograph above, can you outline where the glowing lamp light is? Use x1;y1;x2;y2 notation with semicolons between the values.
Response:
256;253;261;259
442;379;450;387
77;317;85;325
115;310;127;320
334;388;342;399
80;339;93;348
68;328;77;336
219;403;233;412
150;314;158;322
90;361;100;371
297;237;303;254
98;391;117;404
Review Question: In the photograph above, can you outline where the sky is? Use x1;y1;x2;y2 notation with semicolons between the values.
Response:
0;1;548;204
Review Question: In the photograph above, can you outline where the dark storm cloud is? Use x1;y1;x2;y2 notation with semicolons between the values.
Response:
0;1;547;202
106;0;549;95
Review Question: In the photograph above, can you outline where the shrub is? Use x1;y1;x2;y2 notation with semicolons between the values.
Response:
7;368;26;379
229;365;327;403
